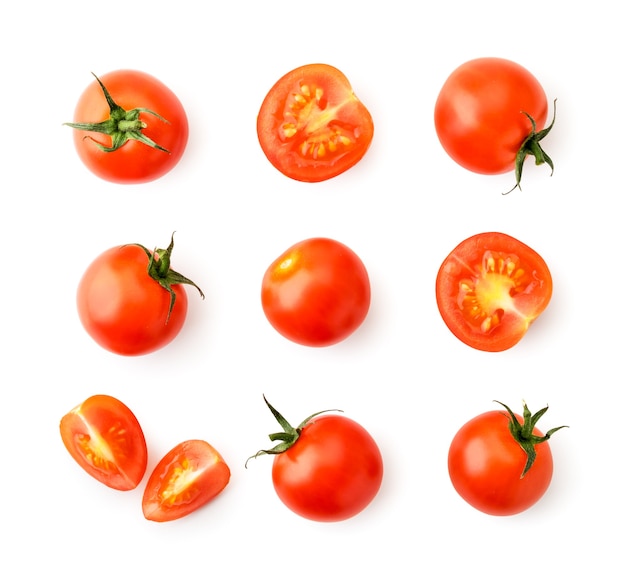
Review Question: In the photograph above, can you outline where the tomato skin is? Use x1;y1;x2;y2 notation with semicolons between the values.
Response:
142;440;231;522
257;63;374;182
448;410;553;516
435;232;552;352
76;244;188;356
434;57;547;175
261;237;371;347
60;395;147;491
272;415;383;522
71;70;188;183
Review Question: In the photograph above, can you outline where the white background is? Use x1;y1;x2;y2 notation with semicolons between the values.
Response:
2;1;622;564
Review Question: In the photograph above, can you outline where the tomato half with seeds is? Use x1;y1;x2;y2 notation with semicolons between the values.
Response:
142;440;231;522
60;394;147;491
435;232;552;352
65;70;188;184
261;237;371;347
448;401;566;516
257;63;374;182
434;57;555;192
76;234;204;356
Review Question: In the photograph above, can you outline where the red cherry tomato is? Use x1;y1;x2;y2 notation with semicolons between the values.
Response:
435;232;552;352
448;401;566;516
60;394;147;491
76;234;204;356
66;70;188;184
257;63;374;182
142;440;231;522
261;237;371;347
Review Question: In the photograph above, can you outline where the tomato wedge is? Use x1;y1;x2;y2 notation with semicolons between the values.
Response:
60;395;147;491
257;63;374;182
435;232;552;352
142;440;231;522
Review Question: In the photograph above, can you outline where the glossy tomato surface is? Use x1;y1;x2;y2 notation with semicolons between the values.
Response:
60;395;147;491
434;57;548;175
70;69;188;183
272;414;383;522
261;237;371;347
142;439;231;522
257;63;374;182
435;232;552;352
76;244;189;356
448;409;554;516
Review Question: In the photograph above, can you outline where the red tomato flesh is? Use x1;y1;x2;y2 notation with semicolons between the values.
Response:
257;63;374;182
142;440;231;522
435;232;552;352
60;395;147;491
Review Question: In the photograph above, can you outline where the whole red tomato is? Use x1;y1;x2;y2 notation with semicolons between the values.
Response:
448;401;566;516
261;237;371;347
434;57;555;192
60;394;147;491
76;234;204;356
257;63;374;182
248;397;384;522
65;70;188;183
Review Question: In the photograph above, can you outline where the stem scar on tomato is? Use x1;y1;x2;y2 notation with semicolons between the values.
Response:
245;395;341;467
132;232;205;323
495;400;567;478
506;99;557;195
64;72;171;153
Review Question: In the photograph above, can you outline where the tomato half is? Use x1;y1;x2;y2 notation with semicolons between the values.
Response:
257;63;374;182
66;70;188;184
248;398;383;522
60;395;147;491
435;232;552;352
142;440;231;522
261;237;371;347
434;57;554;191
76;235;204;356
448;402;566;516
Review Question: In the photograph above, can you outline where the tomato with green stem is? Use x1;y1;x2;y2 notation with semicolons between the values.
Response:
65;70;188;183
434;57;556;193
247;396;383;522
257;63;374;182
60;394;147;491
448;401;567;516
76;233;204;356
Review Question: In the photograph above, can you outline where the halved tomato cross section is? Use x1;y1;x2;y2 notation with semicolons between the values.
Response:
435;232;552;352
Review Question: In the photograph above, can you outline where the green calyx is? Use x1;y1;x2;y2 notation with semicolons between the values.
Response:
64;73;170;153
132;233;204;323
495;400;567;478
245;395;341;468
505;98;557;195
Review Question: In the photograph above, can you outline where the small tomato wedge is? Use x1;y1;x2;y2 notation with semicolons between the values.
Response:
142;440;231;522
257;63;374;182
60;394;147;491
435;232;552;352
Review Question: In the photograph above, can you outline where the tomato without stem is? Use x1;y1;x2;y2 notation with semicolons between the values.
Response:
257;63;374;182
261;237;371;347
65;70;188;184
248;397;383;522
435;232;552;352
76;234;204;356
434;57;555;192
60;394;147;491
142;440;231;522
448;401;566;516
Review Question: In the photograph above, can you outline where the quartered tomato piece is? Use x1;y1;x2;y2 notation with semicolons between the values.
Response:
60;395;148;491
142;440;231;522
257;63;374;182
435;232;552;352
